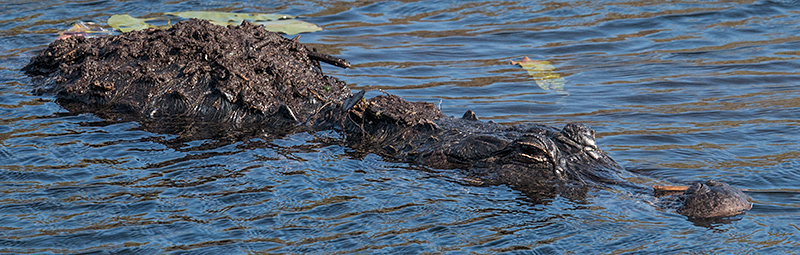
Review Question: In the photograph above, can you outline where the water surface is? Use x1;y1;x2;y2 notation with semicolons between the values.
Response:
1;0;799;254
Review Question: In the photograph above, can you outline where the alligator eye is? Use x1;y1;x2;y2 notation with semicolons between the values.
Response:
516;138;554;155
517;141;545;153
513;140;552;163
515;153;549;163
511;134;559;166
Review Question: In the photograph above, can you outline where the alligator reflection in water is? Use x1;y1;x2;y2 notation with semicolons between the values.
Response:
22;20;751;219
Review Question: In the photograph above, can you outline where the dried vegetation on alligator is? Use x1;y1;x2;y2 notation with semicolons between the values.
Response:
22;20;751;219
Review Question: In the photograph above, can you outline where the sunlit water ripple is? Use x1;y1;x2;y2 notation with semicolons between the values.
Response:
1;0;799;254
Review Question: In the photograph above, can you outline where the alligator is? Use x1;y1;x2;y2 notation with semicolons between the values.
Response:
22;19;751;219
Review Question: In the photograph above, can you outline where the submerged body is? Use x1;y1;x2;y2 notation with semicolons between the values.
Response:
22;20;751;218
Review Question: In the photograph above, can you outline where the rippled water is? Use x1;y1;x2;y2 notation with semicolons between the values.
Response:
2;0;800;254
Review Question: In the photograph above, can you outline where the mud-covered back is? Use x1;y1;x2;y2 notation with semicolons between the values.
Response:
23;19;351;138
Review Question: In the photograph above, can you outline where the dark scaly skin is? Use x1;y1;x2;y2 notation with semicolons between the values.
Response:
342;95;751;216
22;20;752;219
678;180;752;218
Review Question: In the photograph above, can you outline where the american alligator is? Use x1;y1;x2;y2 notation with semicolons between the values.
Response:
342;93;751;218
22;19;751;219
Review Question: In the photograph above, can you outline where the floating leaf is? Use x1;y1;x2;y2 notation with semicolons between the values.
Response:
57;21;114;40
166;11;293;26
108;11;322;35
108;14;152;32
254;19;322;35
511;56;566;91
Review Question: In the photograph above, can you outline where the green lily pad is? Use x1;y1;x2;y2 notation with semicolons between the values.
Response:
254;19;323;35
108;14;152;32
166;11;292;26
107;11;322;35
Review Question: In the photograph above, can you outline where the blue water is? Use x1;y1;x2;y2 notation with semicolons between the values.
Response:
1;0;800;254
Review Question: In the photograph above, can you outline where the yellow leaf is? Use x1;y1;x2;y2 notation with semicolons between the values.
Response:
58;21;114;40
511;56;566;91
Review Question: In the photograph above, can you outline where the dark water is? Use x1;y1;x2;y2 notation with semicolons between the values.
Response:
2;0;800;254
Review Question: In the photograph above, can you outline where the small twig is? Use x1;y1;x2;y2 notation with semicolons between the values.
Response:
307;51;350;69
232;70;249;81
252;39;271;50
55;49;78;61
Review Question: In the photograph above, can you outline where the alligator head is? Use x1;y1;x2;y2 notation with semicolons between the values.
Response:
489;124;752;218
677;180;752;218
474;122;628;200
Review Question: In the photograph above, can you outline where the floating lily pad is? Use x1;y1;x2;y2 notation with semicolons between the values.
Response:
165;11;321;35
108;14;153;33
511;56;566;91
107;12;321;35
255;19;323;35
166;11;292;26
